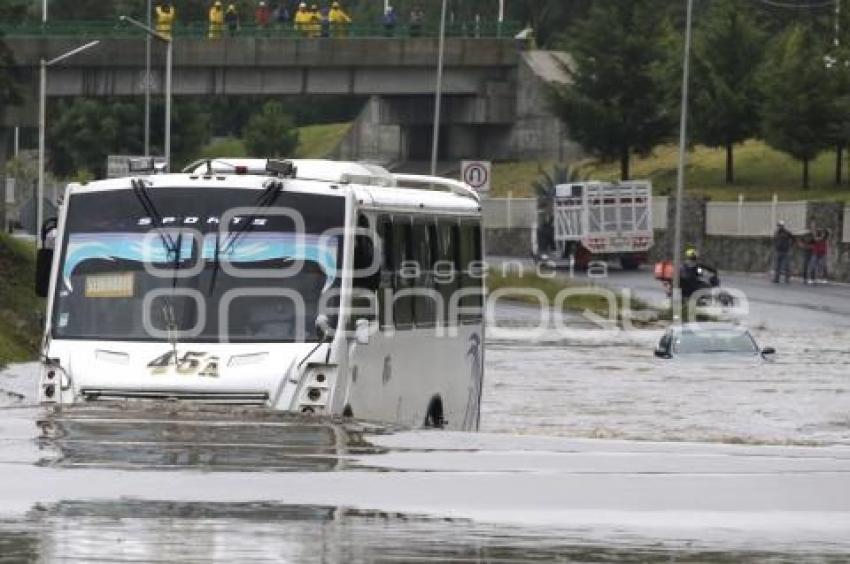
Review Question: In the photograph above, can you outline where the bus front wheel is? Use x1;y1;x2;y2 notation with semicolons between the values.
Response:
423;396;445;429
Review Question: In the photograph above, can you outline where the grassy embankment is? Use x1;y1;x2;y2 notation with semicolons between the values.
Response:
0;235;43;365
490;140;850;202
196;122;352;161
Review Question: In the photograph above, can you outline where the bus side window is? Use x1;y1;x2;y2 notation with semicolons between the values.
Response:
377;215;393;328
460;222;483;323
412;219;436;327
349;214;377;329
392;216;414;329
435;220;461;326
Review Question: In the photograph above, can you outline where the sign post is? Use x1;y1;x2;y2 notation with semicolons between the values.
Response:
461;160;492;194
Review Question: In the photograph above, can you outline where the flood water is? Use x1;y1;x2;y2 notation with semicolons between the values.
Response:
1;303;849;562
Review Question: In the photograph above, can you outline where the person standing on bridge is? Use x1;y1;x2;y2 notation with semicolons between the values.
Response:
294;3;311;36
225;3;240;36
383;6;397;37
155;1;176;39
255;1;271;29
329;2;351;37
208;1;225;39
409;5;424;37
307;4;322;37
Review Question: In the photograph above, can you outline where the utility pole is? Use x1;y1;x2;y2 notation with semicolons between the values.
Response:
672;0;694;323
430;0;448;176
145;0;152;156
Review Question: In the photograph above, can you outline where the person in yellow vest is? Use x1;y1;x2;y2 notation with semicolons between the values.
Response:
154;1;176;39
208;1;225;39
307;4;322;38
294;2;311;37
328;1;351;37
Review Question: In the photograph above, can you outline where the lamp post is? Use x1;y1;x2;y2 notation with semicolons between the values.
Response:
120;15;172;170
671;0;694;322
37;40;100;249
145;0;152;156
430;0;448;176
498;0;504;37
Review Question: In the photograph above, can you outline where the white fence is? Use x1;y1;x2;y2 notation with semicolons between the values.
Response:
652;196;668;230
706;199;807;236
483;196;669;230
481;197;537;229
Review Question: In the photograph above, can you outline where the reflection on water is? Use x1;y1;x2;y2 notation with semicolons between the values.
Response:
37;403;388;472
0;500;840;564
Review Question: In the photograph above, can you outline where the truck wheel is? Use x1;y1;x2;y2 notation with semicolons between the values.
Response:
573;244;592;270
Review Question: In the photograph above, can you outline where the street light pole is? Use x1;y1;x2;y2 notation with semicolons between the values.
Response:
120;16;172;170
37;41;100;249
498;0;504;36
430;0;448;176
671;0;694;322
145;0;152;156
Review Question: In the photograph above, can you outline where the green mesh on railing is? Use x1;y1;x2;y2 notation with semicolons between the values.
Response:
0;20;521;39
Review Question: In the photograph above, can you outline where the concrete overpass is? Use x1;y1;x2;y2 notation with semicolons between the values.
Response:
1;36;577;166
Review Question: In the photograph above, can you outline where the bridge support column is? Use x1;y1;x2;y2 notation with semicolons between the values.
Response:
0;126;10;230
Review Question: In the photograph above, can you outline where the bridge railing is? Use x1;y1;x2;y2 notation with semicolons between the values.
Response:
0;20;521;39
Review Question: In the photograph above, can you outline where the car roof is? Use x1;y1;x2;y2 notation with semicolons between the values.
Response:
668;322;749;334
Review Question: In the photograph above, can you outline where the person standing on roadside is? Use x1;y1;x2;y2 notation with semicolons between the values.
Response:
799;222;816;284
773;220;794;284
808;228;829;284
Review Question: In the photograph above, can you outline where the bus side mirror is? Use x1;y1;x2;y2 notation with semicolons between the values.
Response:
355;318;370;345
35;248;53;298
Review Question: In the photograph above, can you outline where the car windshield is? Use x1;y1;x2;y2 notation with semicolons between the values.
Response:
51;187;345;343
672;329;757;355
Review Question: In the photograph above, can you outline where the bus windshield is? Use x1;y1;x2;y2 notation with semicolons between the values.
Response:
51;187;346;343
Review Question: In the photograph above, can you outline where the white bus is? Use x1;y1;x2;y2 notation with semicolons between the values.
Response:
35;159;485;431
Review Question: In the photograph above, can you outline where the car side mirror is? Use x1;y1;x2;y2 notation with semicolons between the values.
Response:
35;248;53;298
761;346;776;357
355;318;370;345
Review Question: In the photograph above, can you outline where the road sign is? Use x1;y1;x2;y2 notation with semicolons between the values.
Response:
461;160;491;193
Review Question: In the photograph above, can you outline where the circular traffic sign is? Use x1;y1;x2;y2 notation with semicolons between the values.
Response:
463;162;490;190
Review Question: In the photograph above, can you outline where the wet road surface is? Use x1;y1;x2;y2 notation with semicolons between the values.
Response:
2;271;850;562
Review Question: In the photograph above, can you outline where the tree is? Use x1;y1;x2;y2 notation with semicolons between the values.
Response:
549;1;675;180
243;101;299;158
47;98;210;177
690;0;766;184
761;25;834;189
0;31;21;112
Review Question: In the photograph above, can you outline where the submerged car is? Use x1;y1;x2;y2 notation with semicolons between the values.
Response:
654;323;775;361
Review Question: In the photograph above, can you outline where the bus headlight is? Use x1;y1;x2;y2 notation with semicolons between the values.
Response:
40;360;71;404
297;365;336;414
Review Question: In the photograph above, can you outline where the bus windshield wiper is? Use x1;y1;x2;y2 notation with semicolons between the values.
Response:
208;180;282;295
131;178;184;358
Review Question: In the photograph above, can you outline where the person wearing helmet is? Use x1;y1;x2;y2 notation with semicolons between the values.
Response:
255;1;271;29
307;4;322;37
679;247;718;299
329;1;352;37
225;3;239;36
208;1;224;39
294;2;311;36
155;1;176;39
382;5;397;37
773;220;794;283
